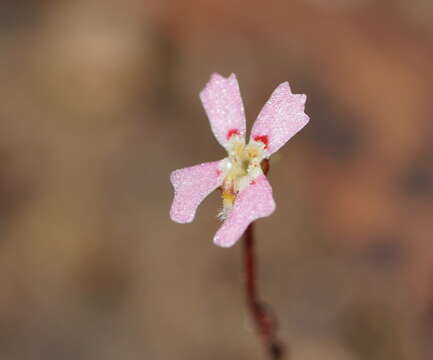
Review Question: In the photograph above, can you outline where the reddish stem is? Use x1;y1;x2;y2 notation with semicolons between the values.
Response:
243;223;286;359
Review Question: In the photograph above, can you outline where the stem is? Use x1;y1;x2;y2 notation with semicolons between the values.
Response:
243;223;286;359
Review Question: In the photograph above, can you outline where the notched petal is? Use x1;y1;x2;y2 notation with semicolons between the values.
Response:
170;160;224;223
213;175;276;247
250;82;309;156
200;73;247;148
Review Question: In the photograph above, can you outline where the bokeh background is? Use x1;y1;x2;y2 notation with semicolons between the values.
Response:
0;0;432;359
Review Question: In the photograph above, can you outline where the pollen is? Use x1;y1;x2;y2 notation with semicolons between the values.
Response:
247;147;259;158
222;190;236;207
217;135;268;219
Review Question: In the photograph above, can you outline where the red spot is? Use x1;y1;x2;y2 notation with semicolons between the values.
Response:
216;169;222;176
253;135;269;149
226;128;240;140
250;180;256;185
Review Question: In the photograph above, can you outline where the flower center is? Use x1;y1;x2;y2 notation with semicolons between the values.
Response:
218;135;267;219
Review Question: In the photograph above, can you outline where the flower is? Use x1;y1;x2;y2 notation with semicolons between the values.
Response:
169;73;309;247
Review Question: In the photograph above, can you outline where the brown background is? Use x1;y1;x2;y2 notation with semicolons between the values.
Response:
0;0;432;359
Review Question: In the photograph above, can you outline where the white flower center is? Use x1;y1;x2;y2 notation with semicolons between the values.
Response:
218;135;267;219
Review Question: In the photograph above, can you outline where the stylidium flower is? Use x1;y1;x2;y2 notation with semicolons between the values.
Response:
169;73;309;247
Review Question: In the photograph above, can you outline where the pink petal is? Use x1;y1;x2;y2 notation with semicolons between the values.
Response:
250;82;309;156
200;73;246;148
170;160;223;223
213;175;276;248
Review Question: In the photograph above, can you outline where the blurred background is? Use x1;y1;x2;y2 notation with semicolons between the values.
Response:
0;0;432;359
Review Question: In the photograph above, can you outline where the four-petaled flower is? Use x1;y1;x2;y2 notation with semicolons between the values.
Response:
169;73;309;247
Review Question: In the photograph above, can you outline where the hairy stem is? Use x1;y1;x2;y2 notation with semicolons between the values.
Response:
243;223;286;359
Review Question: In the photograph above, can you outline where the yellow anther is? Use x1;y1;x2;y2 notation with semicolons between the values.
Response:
222;190;236;206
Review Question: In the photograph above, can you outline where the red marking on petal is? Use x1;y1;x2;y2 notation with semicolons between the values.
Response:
250;180;256;185
226;128;240;140
216;169;222;176
253;135;269;149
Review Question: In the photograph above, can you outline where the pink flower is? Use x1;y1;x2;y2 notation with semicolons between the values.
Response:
170;73;309;247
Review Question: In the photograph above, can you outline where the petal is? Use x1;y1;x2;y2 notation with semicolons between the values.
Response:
213;175;276;248
200;73;247;148
250;82;309;156
170;160;224;223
